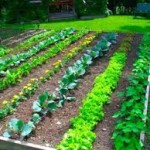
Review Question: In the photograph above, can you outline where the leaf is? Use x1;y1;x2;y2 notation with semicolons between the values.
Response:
32;101;42;112
21;122;34;137
38;94;47;106
66;96;76;101
48;101;57;111
57;100;64;108
68;82;77;89
32;113;41;124
3;131;12;138
58;88;68;96
8;118;23;132
17;120;24;131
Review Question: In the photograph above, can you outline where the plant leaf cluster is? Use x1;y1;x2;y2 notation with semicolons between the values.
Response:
113;34;150;150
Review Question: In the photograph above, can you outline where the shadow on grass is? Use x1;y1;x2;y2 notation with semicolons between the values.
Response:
120;25;150;33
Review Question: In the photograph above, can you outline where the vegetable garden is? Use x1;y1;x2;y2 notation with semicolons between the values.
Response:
0;28;149;150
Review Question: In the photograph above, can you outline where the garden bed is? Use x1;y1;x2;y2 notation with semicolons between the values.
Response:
0;29;146;150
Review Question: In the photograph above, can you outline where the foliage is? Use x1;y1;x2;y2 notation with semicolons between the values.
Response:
0;28;76;91
0;0;49;23
56;36;132;150
0;28;74;75
0;29;89;120
3;118;35;139
3;32;117;139
112;34;150;150
74;0;108;17
0;45;10;57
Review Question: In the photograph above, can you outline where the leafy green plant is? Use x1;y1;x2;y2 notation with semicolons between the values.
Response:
0;45;10;57
32;91;57;115
112;34;150;150
3;118;35;139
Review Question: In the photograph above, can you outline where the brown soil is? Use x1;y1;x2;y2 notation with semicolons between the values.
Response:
93;34;142;150
0;32;96;107
2;30;49;59
0;33;125;148
2;30;44;47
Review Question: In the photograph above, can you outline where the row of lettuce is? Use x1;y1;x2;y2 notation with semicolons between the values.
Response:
2;33;118;140
0;33;97;120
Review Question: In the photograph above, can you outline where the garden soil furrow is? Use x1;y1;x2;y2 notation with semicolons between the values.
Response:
0;32;94;107
0;34;125;146
93;34;142;150
1;30;36;45
3;30;44;47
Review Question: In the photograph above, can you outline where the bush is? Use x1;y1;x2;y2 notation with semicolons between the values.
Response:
74;0;108;17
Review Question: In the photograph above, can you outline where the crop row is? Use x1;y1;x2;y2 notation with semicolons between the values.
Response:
112;34;150;150
3;33;117;139
0;33;96;120
0;30;87;91
0;28;75;75
56;35;133;150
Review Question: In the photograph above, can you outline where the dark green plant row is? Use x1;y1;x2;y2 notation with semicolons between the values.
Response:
56;36;133;150
3;33;117;140
0;28;75;75
0;30;87;91
112;34;150;150
0;34;97;120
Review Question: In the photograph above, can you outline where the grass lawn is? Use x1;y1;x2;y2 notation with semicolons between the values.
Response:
1;15;150;33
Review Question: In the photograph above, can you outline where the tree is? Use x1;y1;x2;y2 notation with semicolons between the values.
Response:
74;0;108;17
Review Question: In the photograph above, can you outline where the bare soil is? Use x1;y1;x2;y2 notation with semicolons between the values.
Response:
2;30;44;47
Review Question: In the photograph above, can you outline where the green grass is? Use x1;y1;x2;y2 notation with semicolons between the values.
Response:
1;15;150;33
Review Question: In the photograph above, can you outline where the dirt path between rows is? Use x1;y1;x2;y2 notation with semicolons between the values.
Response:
93;34;142;150
2;30;44;47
